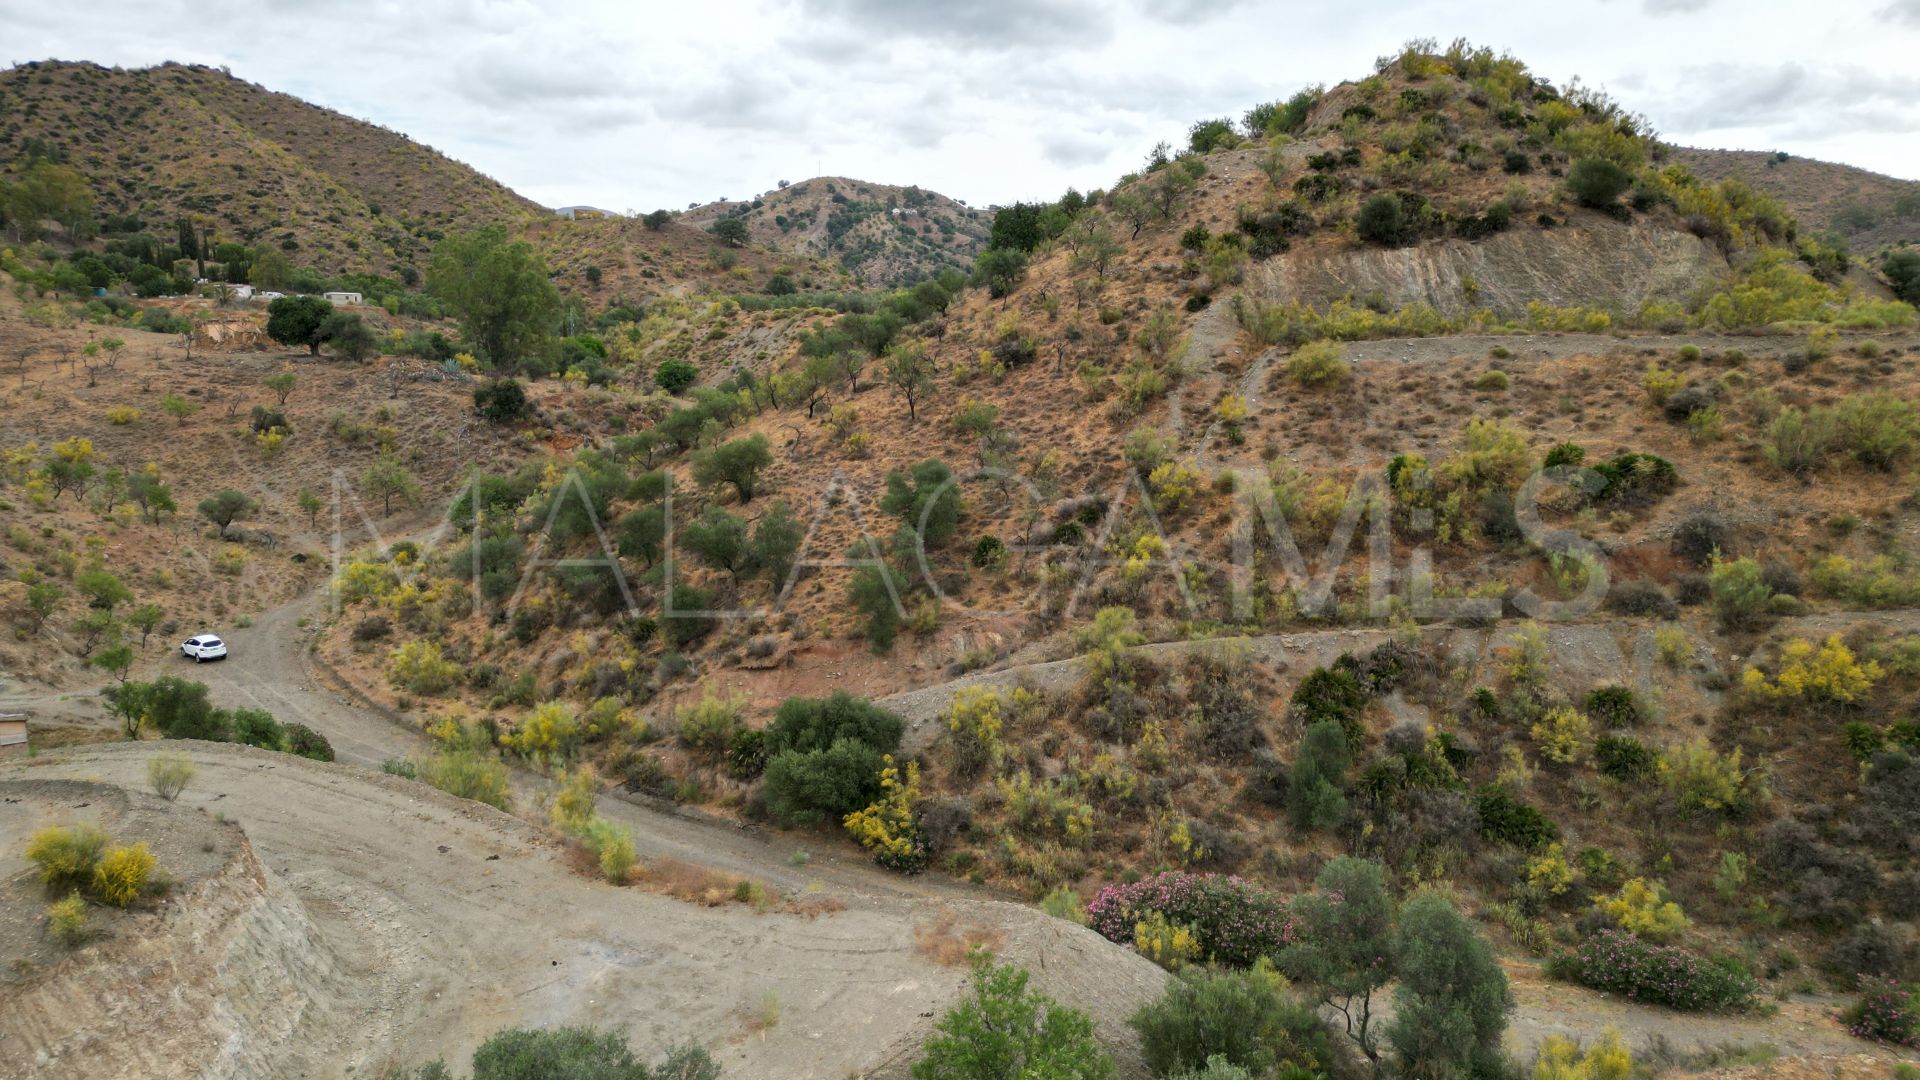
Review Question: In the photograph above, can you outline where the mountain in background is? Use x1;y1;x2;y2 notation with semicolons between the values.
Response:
0;61;956;293
678;176;991;287
1671;146;1920;251
0;60;539;277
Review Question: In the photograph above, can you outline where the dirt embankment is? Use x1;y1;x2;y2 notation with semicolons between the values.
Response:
1245;215;1727;318
0;744;1168;1079
0;778;359;1079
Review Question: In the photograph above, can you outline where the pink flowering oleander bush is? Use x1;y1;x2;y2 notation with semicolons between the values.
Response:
1840;975;1918;1046
1549;930;1756;1011
1086;871;1288;968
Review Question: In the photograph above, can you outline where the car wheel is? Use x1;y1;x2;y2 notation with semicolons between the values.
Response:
194;655;203;663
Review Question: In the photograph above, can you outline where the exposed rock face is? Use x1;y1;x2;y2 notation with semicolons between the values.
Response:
1248;217;1728;317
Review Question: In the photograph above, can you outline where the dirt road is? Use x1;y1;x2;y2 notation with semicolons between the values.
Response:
8;584;1911;1075
3;741;1165;1078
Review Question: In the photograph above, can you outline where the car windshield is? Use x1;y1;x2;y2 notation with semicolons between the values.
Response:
203;638;223;646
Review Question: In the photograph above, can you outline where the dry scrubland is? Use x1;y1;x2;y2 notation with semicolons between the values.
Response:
3;36;1920;1080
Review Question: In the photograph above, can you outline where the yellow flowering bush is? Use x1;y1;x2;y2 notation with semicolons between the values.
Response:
1593;878;1689;941
1134;910;1201;971
1147;460;1204;513
1659;739;1766;818
996;771;1094;846
1533;1027;1632;1080
1120;533;1167;585
92;843;156;907
385;640;461;695
1642;362;1683;405
46;892;89;947
945;686;1004;776
1525;842;1576;898
843;756;925;873
1741;634;1882;708
52;436;94;464
549;765;599;834
503;702;581;763
334;559;400;605
1530;707;1593;765
1136;720;1171;770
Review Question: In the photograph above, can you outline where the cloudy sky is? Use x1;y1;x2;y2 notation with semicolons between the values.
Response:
4;0;1918;210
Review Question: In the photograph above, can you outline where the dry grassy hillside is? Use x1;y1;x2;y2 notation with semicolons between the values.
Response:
10;37;1920;1077
0;60;539;277
0;283;534;691
530;213;853;302
679;176;991;286
1672;146;1920;252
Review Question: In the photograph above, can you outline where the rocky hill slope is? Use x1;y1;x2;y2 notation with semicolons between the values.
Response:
1672;146;1920;251
679;176;990;287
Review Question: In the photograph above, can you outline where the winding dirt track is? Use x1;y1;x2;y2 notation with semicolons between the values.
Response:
0;590;1168;1078
4;739;1165;1079
6;584;1912;1076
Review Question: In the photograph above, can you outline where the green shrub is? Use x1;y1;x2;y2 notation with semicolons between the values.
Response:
1765;406;1840;474
109;676;226;741
971;535;1008;569
761;694;905;825
1286;666;1370;749
285;724;335;761
466;1025;718;1080
1285;340;1350;388
1288;721;1349;830
1355;193;1409;245
653;358;698;394
1591;452;1676;505
725;728;768;779
1543;442;1585;469
1386;893;1512;1080
1594;734;1658;780
1833;392;1920;470
580;818;637;884
1475;786;1558;849
472;378;531;424
1567;157;1633;209
387;640;461;695
1885;250;1920;304
1584;686;1642;727
913;953;1113;1079
147;753;196;800
1129;962;1333;1078
1709;557;1773;629
1041;886;1088;924
676;691;745;756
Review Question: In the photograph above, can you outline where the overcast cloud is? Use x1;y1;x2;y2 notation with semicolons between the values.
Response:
2;0;1915;211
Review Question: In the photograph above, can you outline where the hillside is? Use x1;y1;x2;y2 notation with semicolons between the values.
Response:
0;60;540;276
530;211;856;302
679;176;991;287
6;35;1920;1080
1672;146;1920;251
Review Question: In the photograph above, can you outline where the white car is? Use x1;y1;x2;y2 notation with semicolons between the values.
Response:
181;634;229;663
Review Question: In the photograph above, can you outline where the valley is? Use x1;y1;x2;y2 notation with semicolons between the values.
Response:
3;31;1920;1080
